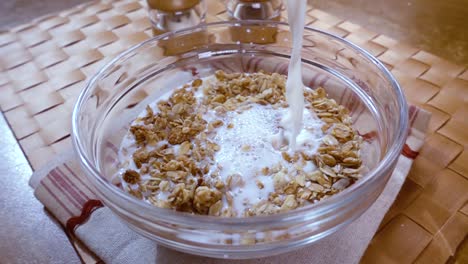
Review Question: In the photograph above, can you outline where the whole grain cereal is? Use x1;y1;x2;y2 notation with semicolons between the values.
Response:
117;70;363;217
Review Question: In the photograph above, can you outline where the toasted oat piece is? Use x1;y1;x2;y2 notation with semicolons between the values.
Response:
123;170;141;184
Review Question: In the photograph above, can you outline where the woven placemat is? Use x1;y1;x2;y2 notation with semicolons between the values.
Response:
0;0;466;263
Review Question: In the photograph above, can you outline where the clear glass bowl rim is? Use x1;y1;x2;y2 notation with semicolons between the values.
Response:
72;20;408;227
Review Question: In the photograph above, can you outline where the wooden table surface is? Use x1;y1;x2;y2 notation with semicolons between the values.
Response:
312;0;468;66
0;0;467;263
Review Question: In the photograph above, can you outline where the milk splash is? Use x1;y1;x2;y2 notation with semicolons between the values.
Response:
281;0;308;151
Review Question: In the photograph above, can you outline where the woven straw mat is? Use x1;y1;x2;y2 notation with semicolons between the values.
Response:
0;0;466;263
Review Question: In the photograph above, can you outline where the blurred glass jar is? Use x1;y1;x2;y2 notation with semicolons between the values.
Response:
147;0;206;35
226;0;283;20
226;0;283;45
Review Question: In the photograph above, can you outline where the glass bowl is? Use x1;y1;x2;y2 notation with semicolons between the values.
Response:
72;21;408;259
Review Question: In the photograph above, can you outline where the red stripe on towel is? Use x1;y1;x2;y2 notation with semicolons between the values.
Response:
66;199;103;234
42;180;75;216
402;144;419;159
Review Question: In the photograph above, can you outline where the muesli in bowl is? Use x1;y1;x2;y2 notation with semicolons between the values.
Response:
118;70;363;217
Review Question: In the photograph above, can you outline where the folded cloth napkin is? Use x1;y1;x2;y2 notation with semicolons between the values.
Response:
30;106;430;264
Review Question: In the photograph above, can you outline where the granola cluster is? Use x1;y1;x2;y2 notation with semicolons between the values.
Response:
119;70;363;217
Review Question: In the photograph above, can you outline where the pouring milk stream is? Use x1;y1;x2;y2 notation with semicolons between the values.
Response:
281;0;308;151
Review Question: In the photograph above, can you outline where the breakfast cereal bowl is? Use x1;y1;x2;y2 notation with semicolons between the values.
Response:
72;21;408;259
